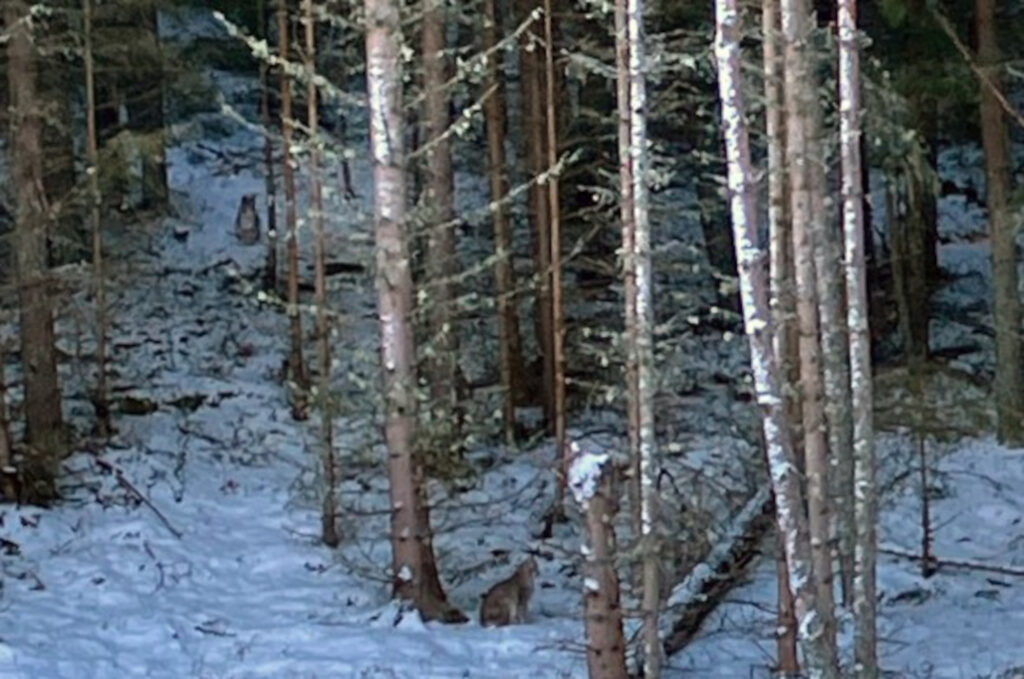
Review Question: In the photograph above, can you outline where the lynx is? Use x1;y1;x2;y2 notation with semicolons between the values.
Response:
234;193;260;245
479;556;538;627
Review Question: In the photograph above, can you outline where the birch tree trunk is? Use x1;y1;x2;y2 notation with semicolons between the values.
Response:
279;0;309;420
482;0;525;446
364;0;464;623
570;448;628;679
6;0;66;487
977;0;1024;445
305;0;340;548
838;0;878;674
84;0;111;441
622;0;661;673
713;1;838;675
615;0;643;542
762;0;799;669
780;0;837;650
422;0;462;459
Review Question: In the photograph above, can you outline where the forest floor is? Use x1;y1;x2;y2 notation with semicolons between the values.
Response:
3;9;1024;679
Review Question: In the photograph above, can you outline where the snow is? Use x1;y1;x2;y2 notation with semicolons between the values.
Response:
567;442;609;506
0;7;1023;679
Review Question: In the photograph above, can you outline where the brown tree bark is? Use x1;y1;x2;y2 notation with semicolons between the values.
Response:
781;0;838;652
977;0;1024;445
571;451;628;679
305;0;340;548
516;0;555;426
482;0;525;445
6;0;66;493
364;0;464;623
543;0;569;523
84;0;111;440
763;0;799;671
422;0;462;461
279;0;309;420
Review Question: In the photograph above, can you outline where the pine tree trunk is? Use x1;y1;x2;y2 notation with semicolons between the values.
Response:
615;0;643;542
516;0;555;425
279;0;309;420
6;0;66;487
259;0;279;293
37;0;78;264
482;0;525;445
84;0;111;440
364;0;464;623
422;0;461;462
805;48;855;613
304;0;340;548
713;3;838;675
572;452;629;679
0;344;14;501
542;0;570;523
838;0;878;674
131;0;168;212
780;0;838;650
762;0;799;671
977;0;1024;445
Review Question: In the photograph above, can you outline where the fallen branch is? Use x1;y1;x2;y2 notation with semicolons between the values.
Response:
881;544;1024;578
94;457;183;539
661;485;773;657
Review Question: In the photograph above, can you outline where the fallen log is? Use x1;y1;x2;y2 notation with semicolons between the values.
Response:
661;485;774;657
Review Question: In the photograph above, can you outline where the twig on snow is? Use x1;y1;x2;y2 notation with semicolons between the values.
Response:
94;457;183;539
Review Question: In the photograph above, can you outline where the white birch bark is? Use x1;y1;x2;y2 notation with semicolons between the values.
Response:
626;0;661;674
838;0;878;674
713;1;838;675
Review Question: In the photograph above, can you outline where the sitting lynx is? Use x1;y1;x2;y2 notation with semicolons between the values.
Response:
479;556;538;627
234;193;260;245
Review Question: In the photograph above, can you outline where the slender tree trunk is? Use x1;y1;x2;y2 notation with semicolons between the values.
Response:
84;0;111;440
780;0;838;651
422;0;462;460
6;0;66;485
483;0;525;445
571;449;628;679
542;0;569;523
37;0;78;264
305;0;340;548
260;0;279;293
839;1;878;674
133;0;168;212
977;0;1024;445
623;0;661;673
713;3;838;675
516;0;555;425
0;343;14;501
279;0;309;420
615;0;643;543
763;0;799;671
364;0;464;623
804;35;855;613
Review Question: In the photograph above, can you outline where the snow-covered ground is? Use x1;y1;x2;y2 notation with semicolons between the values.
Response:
2;8;1024;679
